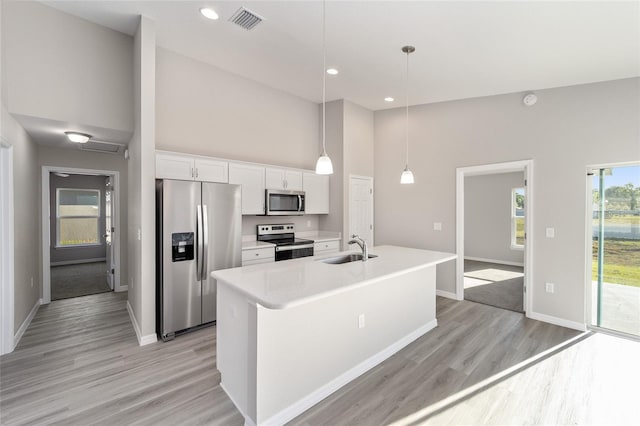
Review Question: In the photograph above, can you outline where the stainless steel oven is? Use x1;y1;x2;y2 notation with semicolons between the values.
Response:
265;190;305;216
257;223;314;261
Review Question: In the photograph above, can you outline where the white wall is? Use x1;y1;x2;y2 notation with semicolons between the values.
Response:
127;16;156;343
465;172;525;264
1;105;40;334
38;146;129;286
3;1;133;133
155;48;319;170
374;78;640;325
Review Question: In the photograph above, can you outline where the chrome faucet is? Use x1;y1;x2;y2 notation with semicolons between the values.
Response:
348;234;368;261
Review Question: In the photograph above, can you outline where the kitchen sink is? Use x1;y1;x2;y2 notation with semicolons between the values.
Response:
320;253;378;264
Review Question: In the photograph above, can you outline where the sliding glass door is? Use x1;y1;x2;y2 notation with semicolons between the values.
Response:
590;165;640;336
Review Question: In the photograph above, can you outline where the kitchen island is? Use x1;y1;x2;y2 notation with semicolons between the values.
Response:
212;245;456;426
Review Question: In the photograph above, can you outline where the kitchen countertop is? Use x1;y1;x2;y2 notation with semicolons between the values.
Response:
212;245;456;310
241;240;275;250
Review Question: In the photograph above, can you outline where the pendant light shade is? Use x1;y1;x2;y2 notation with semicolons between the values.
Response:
315;0;333;175
400;166;414;184
315;152;333;174
400;45;415;185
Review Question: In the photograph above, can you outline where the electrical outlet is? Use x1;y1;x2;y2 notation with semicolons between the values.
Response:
545;282;555;293
130;277;134;289
30;277;34;288
137;228;142;241
433;222;442;231
546;227;555;238
307;220;311;228
358;314;366;329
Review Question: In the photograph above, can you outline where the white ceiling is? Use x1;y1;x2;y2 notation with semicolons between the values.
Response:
39;0;640;111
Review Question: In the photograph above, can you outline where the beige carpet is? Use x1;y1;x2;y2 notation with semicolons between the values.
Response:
51;261;111;300
464;259;524;312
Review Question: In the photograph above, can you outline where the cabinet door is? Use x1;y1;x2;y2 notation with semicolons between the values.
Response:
156;152;194;180
195;158;228;183
284;170;303;191
229;163;266;215
265;168;286;190
303;172;330;214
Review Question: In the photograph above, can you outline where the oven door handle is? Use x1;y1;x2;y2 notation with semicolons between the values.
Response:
275;243;314;252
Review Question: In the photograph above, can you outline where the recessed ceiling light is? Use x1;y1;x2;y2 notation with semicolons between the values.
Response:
384;97;394;102
200;7;219;20
65;131;91;143
326;68;339;75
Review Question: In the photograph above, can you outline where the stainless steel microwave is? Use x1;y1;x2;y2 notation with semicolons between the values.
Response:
265;189;305;215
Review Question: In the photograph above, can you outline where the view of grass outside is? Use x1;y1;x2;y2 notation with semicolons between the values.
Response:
592;170;640;287
57;189;100;246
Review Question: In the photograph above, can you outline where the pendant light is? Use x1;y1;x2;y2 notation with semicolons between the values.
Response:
315;0;333;175
400;45;415;184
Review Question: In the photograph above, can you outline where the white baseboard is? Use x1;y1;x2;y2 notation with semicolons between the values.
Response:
260;319;438;426
14;298;41;349
464;256;524;268
126;300;157;346
50;257;106;266
436;289;459;300
527;311;587;332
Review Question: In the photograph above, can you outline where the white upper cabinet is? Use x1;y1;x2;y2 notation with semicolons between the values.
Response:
194;158;228;183
156;152;228;183
303;172;330;214
265;167;303;191
156;152;195;180
229;163;266;215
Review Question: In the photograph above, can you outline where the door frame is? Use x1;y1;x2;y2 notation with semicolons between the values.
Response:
348;175;374;248
456;159;534;315
584;160;639;337
1;138;15;355
41;166;124;304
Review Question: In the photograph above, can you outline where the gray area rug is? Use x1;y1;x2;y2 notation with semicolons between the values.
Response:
51;262;111;301
464;260;524;313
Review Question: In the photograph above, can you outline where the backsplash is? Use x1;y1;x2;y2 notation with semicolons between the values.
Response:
242;215;319;238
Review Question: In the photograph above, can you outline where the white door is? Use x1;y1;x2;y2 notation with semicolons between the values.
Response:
105;178;114;290
349;176;374;248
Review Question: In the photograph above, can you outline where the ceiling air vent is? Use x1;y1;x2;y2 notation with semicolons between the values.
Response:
79;140;125;155
229;7;264;30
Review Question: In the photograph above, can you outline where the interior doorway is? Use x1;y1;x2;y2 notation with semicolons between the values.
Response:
348;175;374;249
587;163;640;337
42;166;122;304
456;160;533;314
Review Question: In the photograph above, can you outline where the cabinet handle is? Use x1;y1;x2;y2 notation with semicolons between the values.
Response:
191;167;194;178
195;168;199;178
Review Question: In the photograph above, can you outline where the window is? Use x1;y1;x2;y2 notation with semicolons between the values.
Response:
511;187;525;249
56;188;100;247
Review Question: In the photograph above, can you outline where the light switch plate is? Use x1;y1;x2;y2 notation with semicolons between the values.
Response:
434;222;442;231
358;314;365;329
545;282;555;293
546;227;555;238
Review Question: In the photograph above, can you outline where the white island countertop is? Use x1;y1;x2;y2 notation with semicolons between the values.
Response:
212;245;456;309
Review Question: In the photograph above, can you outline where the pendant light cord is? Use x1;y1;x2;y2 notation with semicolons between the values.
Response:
405;48;409;167
322;0;326;156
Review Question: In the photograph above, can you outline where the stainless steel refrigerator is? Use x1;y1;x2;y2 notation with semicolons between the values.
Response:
156;179;241;341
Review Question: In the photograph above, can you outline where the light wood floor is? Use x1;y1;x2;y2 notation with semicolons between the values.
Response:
2;292;639;425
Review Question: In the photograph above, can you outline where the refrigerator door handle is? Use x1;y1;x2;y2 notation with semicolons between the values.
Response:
196;204;203;281
202;204;209;280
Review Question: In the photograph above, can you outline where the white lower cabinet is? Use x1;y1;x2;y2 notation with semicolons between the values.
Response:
314;240;340;255
242;247;275;266
229;163;266;215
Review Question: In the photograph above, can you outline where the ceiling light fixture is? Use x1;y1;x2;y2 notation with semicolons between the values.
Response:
400;45;415;185
65;131;91;143
315;0;333;175
326;68;338;75
384;97;394;102
200;7;219;20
